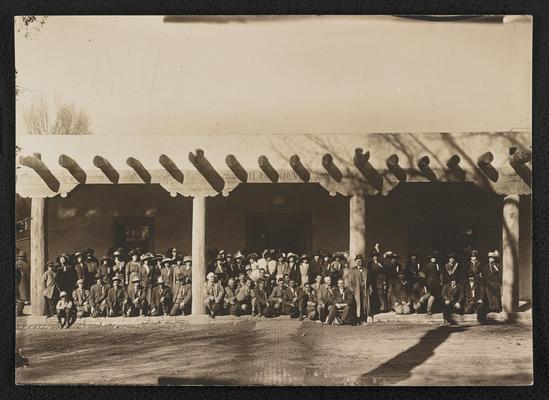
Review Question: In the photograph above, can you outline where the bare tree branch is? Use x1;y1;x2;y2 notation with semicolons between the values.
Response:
23;97;91;135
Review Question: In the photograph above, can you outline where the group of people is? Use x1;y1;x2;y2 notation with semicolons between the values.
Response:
39;245;503;328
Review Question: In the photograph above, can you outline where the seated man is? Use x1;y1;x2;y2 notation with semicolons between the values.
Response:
72;279;90;318
150;276;173;316
316;276;334;323
393;272;412;315
282;279;302;318
89;273;108;318
441;277;465;325
235;278;253;315
223;278;239;316
266;278;286;317
126;277;148;316
464;271;488;323
56;291;75;329
251;278;270;317
170;274;192;316
411;272;434;314
299;282;318;321
203;272;224;318
106;276;128;317
325;279;354;325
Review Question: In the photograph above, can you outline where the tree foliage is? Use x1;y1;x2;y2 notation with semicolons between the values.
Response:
23;97;92;135
15;16;48;39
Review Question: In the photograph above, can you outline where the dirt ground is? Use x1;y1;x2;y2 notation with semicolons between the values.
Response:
16;318;533;386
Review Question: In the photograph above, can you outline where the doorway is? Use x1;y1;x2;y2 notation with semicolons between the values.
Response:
246;213;312;254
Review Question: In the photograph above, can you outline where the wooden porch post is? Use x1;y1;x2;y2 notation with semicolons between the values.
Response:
349;194;366;261
191;196;207;315
502;194;520;312
30;197;47;316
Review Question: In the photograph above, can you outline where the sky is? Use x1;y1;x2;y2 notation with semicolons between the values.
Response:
15;15;532;136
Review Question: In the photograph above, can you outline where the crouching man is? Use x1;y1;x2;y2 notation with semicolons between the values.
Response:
441;277;464;325
150;277;173;316
72;279;90;318
393;273;412;315
106;276;128;317
203;272;224;318
282;279;302;318
223;278;239;315
235;278;253;316
325;279;354;325
127;277;148;316
299;282;318;321
170;274;192;316
89;273;108;318
411;273;435;315
56;291;75;328
316;276;334;323
464;272;488;323
266;278;285;318
251;278;269;317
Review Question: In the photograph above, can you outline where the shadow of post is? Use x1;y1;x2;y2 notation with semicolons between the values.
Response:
356;325;469;385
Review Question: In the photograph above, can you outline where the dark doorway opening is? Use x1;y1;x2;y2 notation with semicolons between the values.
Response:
246;213;312;254
113;216;154;253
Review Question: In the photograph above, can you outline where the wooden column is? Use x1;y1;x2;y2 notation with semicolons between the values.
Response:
191;196;207;315
349;194;366;261
30;198;47;316
502;194;520;312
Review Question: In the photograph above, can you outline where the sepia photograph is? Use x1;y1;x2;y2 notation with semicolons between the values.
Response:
14;15;532;386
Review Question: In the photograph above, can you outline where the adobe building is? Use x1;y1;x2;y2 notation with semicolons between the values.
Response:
16;131;532;316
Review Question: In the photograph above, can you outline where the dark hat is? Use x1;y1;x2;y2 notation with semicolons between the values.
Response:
448;252;458;259
247;252;258;260
73;251;83;258
85;248;95;255
57;253;70;262
131;277;141;284
355;254;364;261
370;250;380;257
428;251;439;259
183;255;192;263
100;255;113;264
277;253;286;260
384;251;401;259
112;276;121;283
410;250;420;257
177;272;187;281
468;270;476;278
46;261;54;268
332;252;344;259
129;249;140;257
95;273;104;279
471;250;480;257
299;254;310;262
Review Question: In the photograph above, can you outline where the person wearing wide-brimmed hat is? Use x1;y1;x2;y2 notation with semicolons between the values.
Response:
251;278;270;317
170;273;192;316
125;250;141;287
203;272;224;318
89;273;108;318
267;277;286;317
72;251;86;284
308;252;321;283
466;249;483;280
423;251;443;308
159;257;174;291
55;253;78;300
383;251;403;308
275;253;289;281
319;252;331;279
328;252;346;286
483;250;502;312
442;252;463;286
368;249;388;313
343;254;371;324
72;278;91;318
112;249;126;281
106;276;128;317
138;253;158;308
42;261;58;317
127;277;148;316
213;254;229;286
286;253;300;284
393;271;412;315
298;254;310;287
150;276;173;316
98;256;115;287
84;249;99;290
406;250;424;285
258;250;277;277
55;291;75;328
410;269;435;315
232;252;245;275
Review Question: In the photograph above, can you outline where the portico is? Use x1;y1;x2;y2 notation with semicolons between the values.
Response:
16;131;532;315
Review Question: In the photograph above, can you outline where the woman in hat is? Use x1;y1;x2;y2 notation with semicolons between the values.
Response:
287;253;300;284
329;252;346;285
125;250;141;287
84;249;99;290
442;253;463;285
423;251;443;309
368;250;388;313
98;256;115;287
72;251;86;283
233;252;246;275
483;250;502;312
170;273;192;316
55;253;78;298
42;261;58;317
383;251;403;308
112;249;126;280
246;253;259;272
56;291;75;328
159;258;174;290
299;255;310;286
275;253;289;281
467;250;483;280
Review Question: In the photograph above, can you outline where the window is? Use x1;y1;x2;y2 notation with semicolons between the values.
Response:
113;216;154;253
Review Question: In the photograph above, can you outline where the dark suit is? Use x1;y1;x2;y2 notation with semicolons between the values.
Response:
89;283;108;317
483;262;502;312
72;287;90;317
150;285;173;316
106;286;128;316
441;282;465;322
170;283;192;316
326;287;354;325
267;285;285;317
464;279;488;321
127;285;147;316
252;286;269;315
282;286;302;317
442;262;463;285
423;262;443;299
368;260;388;313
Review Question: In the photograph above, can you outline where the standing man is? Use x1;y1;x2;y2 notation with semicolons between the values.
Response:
56;254;77;298
343;254;365;324
368;250;388;314
320;253;331;279
125;250;141;287
383;251;403;308
73;252;86;283
98;256;115;287
308;252;322;283
329;252;345;284
233;252;246;276
106;276;128;317
325;279;354;325
16;250;30;302
112;249;126;281
213;254;228;285
84;249;99;290
72;279;90;318
483;250;502;313
406;250;423;284
42;261;58;317
466;250;483;280
159;258;174;291
441;277;465;325
203;272;224;318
